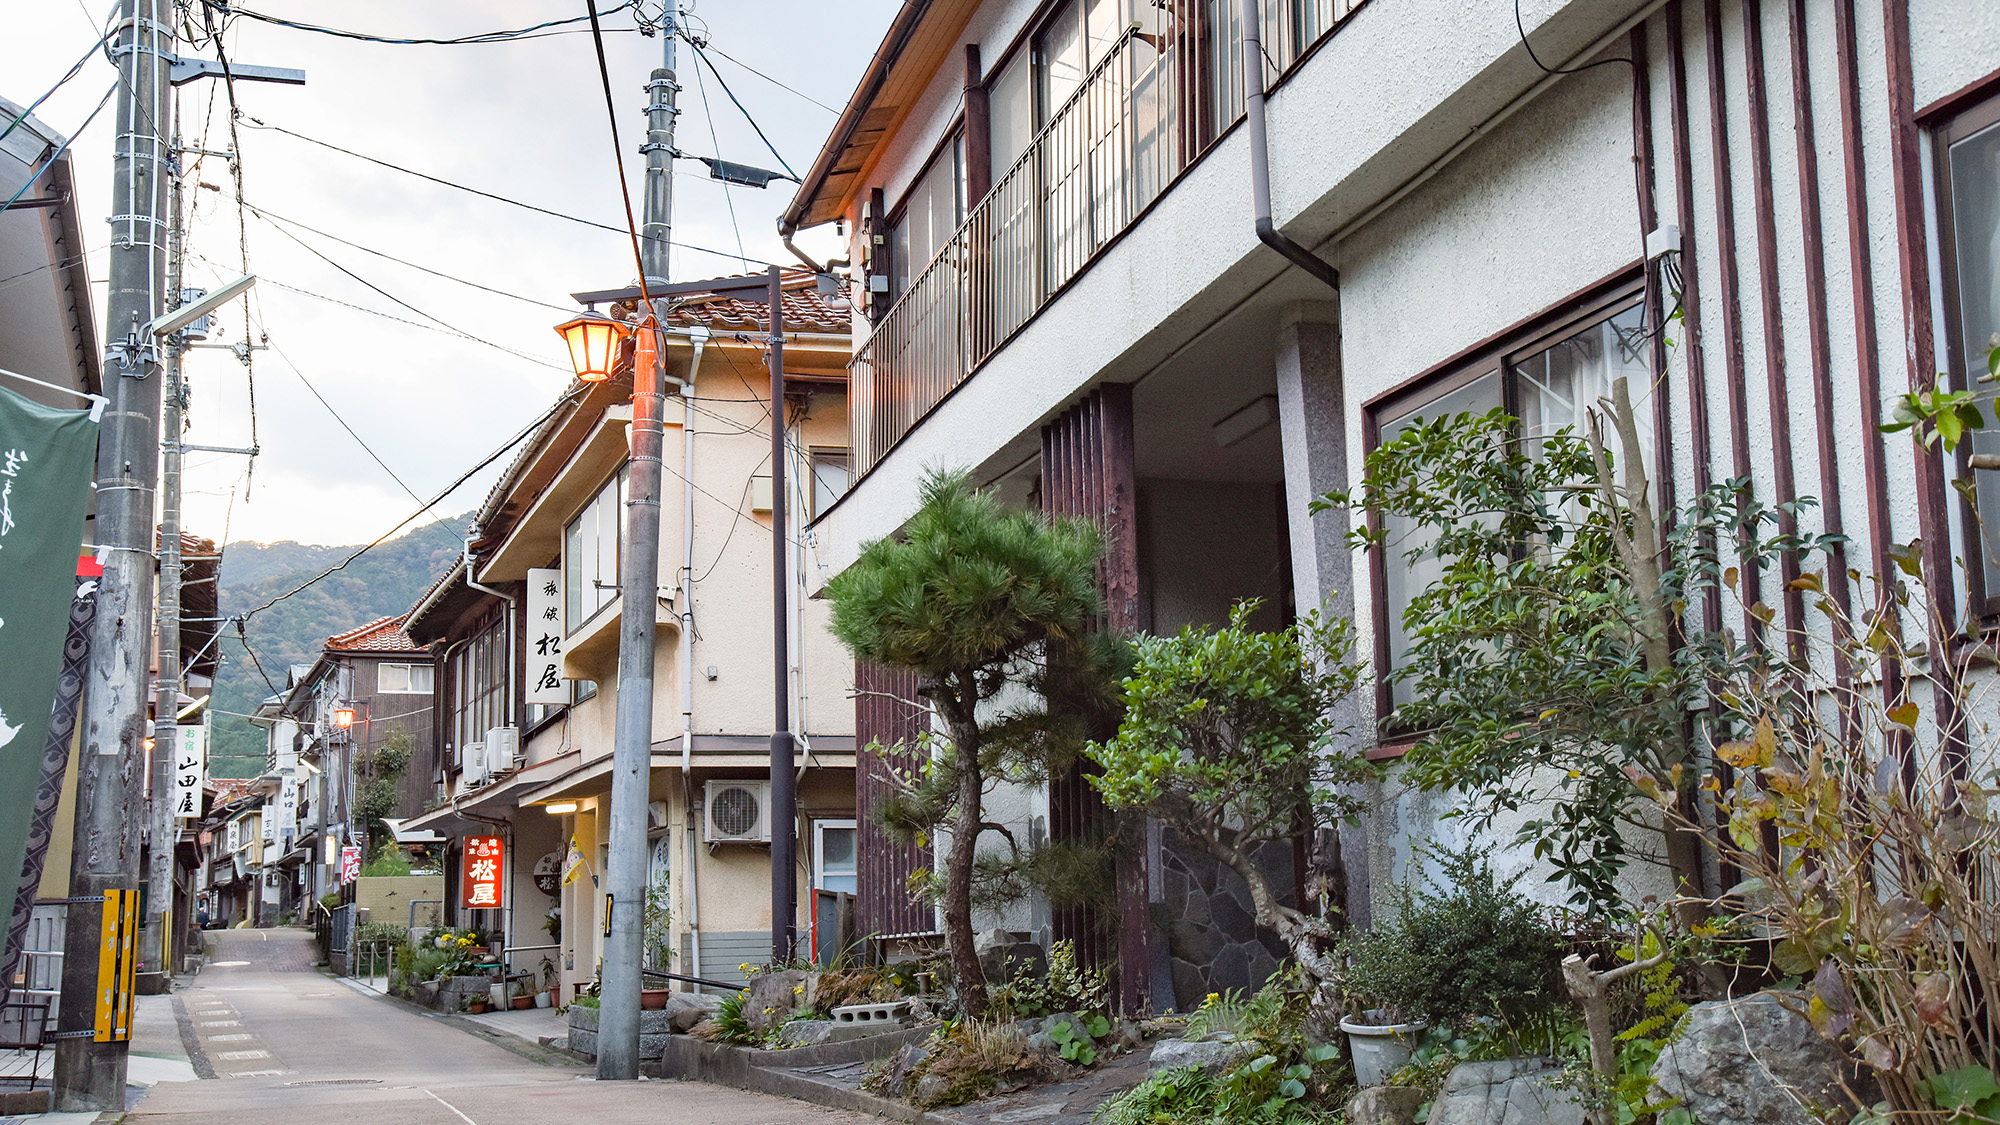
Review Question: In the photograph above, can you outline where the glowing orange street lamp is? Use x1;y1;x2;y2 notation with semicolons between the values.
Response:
333;706;356;730
554;310;633;382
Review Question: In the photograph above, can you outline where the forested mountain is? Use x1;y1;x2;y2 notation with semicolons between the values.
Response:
207;516;469;777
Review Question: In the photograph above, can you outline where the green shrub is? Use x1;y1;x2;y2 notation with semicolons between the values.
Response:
1342;846;1565;1030
987;940;1110;1019
699;989;755;1045
571;994;599;1010
410;946;453;982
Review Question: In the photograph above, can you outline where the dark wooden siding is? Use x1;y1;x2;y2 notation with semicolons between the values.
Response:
854;660;935;938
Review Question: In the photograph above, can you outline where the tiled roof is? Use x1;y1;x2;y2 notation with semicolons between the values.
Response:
662;269;849;334
324;613;427;655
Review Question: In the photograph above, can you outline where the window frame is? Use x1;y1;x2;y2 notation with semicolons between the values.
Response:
809;446;851;520
376;661;434;695
563;463;630;635
1360;274;1647;746
1931;93;2000;620
887;123;966;301
812;818;859;895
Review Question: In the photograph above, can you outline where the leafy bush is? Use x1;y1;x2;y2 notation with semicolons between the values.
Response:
359;843;412;877
409;946;453;983
987;940;1110;1019
697;989;755;1045
1342;846;1564;1030
1049;1014;1110;1065
571;994;599;1010
1096;969;1344;1125
355;920;407;947
904;1019;1041;1108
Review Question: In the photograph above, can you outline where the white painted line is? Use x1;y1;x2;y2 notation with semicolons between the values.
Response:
423;1088;478;1125
231;1069;286;1077
206;1034;254;1042
217;1050;270;1060
198;1020;241;1027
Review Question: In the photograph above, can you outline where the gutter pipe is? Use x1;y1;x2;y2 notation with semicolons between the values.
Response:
680;326;710;988
1239;0;1340;293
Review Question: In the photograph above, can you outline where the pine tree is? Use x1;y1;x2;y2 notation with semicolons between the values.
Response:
826;470;1102;1017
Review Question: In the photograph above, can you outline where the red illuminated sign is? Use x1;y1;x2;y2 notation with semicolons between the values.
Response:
461;835;504;909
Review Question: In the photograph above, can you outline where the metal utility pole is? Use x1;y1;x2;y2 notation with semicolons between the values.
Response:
145;143;185;987
56;0;170;1108
598;11;678;1082
767;266;796;966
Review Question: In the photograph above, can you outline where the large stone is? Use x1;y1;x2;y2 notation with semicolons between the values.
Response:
877;1042;928;1097
1347;1086;1428;1125
664;992;722;1033
1148;1037;1250;1072
568;1004;599;1032
743;969;809;1034
779;1019;835;1047
979;940;1048;988
1427;1059;1586;1125
1651;992;1877;1125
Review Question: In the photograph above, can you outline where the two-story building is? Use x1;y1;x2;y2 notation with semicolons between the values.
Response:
785;0;2000;1011
402;272;858;1002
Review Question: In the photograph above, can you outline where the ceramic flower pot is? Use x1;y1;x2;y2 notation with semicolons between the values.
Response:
511;995;535;1010
640;989;671;1010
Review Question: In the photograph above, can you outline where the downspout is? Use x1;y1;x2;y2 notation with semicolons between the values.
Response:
680;327;709;987
777;218;848;275
1239;0;1340;293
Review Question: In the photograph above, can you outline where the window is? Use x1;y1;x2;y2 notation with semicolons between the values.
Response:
1367;290;1650;717
889;136;965;301
377;662;434;694
449;616;508;762
1935;97;2000;613
813;819;858;895
564;465;629;630
810;448;850;519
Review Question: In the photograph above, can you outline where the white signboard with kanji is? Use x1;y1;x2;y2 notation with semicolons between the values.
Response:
525;566;566;705
172;725;206;819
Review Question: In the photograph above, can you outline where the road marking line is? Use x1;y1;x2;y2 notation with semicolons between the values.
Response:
423;1088;478;1125
206;1033;254;1041
232;1069;286;1077
217;1050;270;1060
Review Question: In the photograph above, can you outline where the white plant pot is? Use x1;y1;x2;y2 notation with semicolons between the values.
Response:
1339;1011;1424;1087
536;991;552;1008
489;984;507;1008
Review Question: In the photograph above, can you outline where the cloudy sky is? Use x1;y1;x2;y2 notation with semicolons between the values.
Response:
4;0;891;546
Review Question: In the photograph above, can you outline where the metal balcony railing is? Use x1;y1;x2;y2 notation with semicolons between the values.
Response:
850;0;1360;474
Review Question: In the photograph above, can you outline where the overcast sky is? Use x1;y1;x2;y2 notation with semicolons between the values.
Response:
4;0;891;546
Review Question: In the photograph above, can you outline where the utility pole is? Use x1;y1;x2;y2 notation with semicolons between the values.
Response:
598;9;677;1082
145;140;185;988
55;0;170;1108
767;266;796;966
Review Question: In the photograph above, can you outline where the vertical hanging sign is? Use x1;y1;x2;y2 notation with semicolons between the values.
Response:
338;845;361;885
0;385;99;959
461;835;503;909
172;724;206;818
525;567;566;705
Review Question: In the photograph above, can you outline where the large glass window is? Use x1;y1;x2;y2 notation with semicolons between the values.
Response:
889;137;964;301
1937;99;2000;612
564;466;629;630
811;448;850;519
449;617;507;760
813;819;858;896
1370;297;1649;714
377;662;434;695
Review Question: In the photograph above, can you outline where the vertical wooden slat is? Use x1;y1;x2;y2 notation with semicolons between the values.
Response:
855;661;932;940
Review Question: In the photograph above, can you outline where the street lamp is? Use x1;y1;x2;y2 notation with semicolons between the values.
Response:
333;706;355;730
554;310;633;383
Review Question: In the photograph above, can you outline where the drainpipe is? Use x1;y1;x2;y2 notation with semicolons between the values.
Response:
1239;0;1340;293
680;327;709;988
777;218;848;275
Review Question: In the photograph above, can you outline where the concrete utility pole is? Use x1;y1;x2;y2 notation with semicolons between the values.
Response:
767;266;796;966
598;10;678;1082
145;144;185;987
56;0;170;1108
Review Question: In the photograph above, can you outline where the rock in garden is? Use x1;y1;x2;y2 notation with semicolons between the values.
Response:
1347;1085;1428;1125
1427;1058;1585;1125
664;991;722;1033
878;1042;928;1097
744;969;809;1034
1148;1036;1250;1072
1651;992;1877;1125
779;1018;835;1048
979;940;1048;986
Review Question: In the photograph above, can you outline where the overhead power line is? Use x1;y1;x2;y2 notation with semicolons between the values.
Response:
245;202;577;313
235;384;586;622
699;42;840;116
199;0;637;46
0;15;118;149
686;38;798;179
240;119;774;268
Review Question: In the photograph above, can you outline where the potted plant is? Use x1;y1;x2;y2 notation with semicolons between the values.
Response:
1339;847;1564;1086
466;994;490;1015
536;961;556;1008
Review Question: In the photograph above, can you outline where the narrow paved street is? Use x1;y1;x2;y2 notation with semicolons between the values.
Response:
125;930;869;1125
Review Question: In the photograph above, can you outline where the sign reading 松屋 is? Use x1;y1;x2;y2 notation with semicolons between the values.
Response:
462;835;504;909
525;567;566;705
172;724;206;818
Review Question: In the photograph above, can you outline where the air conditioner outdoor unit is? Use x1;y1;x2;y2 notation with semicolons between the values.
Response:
486;726;521;773
460;741;488;787
704;780;772;844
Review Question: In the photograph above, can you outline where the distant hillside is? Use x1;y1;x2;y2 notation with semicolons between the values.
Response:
208;516;469;777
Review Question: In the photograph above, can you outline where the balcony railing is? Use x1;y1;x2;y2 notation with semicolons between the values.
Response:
851;0;1360;475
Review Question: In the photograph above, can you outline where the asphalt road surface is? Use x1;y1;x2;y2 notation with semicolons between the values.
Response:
125;929;868;1125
